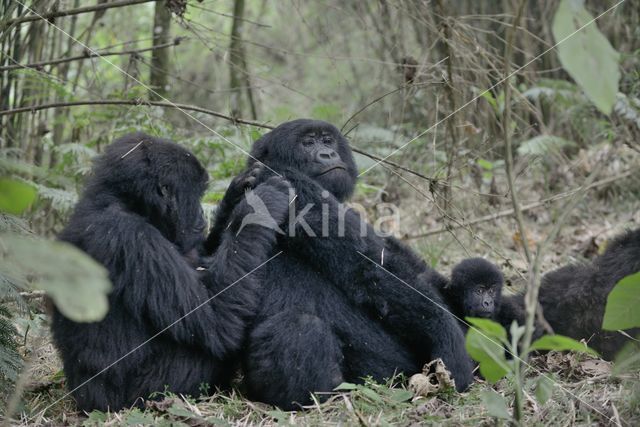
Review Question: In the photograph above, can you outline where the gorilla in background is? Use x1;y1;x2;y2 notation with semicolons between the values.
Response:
495;227;640;360
207;119;473;410
431;258;505;333
51;133;290;411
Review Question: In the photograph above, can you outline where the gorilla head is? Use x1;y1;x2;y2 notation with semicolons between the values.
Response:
449;258;504;318
88;132;208;252
248;119;358;201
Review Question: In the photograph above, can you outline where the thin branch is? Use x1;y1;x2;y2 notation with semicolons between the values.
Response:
1;0;158;28
0;38;185;72
404;168;637;240
0;99;440;184
0;99;269;127
503;0;531;263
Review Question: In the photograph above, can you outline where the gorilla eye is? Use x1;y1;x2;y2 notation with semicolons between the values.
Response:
302;138;314;146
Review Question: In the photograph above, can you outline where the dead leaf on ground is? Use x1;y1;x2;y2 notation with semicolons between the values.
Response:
409;358;456;398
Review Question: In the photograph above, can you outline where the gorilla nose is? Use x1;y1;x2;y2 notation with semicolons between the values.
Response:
483;300;493;308
316;148;339;163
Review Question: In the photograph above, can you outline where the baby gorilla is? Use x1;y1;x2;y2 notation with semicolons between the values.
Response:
433;258;504;331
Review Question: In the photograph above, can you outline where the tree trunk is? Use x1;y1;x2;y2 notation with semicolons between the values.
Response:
149;1;171;100
228;0;257;119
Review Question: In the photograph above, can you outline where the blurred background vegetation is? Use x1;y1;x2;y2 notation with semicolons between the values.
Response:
1;0;640;424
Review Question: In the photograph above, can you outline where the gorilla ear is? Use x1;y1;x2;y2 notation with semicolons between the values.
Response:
159;184;170;199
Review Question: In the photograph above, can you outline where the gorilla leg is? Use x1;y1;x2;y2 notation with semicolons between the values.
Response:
244;312;344;410
70;346;231;412
337;311;420;383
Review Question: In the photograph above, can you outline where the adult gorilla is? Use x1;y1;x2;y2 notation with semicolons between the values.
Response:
495;227;640;360
207;120;473;409
51;133;289;411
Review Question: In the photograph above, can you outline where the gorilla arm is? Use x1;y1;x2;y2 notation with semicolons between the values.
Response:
279;170;473;390
93;182;286;360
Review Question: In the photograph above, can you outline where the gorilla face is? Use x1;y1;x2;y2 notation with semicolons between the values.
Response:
450;258;504;319
93;133;209;253
249;119;358;202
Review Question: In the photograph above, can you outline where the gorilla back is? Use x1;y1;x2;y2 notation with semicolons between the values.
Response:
51;133;288;411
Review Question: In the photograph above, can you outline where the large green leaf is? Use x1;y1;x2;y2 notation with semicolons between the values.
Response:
602;271;640;331
529;334;598;356
552;0;620;115
0;178;37;215
465;317;512;383
0;234;111;322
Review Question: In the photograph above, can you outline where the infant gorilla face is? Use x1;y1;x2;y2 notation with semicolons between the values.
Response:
450;258;504;318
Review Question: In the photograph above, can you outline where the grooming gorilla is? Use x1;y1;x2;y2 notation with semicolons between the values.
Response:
51;133;289;411
206;119;473;410
495;228;640;360
432;258;505;332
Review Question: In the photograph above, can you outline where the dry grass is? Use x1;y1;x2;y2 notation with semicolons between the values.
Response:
5;143;640;426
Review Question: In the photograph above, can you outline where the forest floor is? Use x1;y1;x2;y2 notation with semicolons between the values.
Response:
10;143;640;426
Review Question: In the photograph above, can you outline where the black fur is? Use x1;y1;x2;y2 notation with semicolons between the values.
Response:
209;119;473;409
496;228;640;360
434;258;504;332
51;133;289;411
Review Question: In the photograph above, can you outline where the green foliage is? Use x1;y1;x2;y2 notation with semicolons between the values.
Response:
553;0;620;115
467;317;598;385
602;271;640;331
0;305;21;393
535;375;555;405
0;234;111;323
465;318;511;383
517;135;576;157
529;334;598;356
480;390;511;420
311;104;342;123
0;179;37;215
612;339;640;375
334;381;413;404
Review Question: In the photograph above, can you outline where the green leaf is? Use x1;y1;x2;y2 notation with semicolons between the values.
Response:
334;382;358;391
466;317;509;343
529;334;598;356
360;386;383;402
0;234;111;322
480;390;511;420
389;389;413;402
465;318;512;383
552;0;620;115
124;409;155;425
83;411;107;425
0;178;37;215
267;410;290;423
535;375;554;405
167;405;198;418
612;338;640;375
477;158;494;171
602;272;640;331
